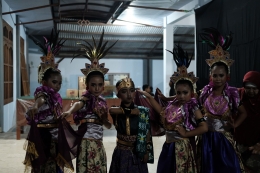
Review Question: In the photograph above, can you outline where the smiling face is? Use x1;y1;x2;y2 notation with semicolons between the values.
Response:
43;73;62;92
211;65;228;88
117;87;136;104
86;75;104;97
175;83;192;104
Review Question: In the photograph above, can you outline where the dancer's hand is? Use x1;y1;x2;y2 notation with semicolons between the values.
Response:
156;88;167;101
94;106;107;119
27;106;38;119
175;125;187;137
61;111;71;119
142;152;149;163
249;143;260;155
131;108;140;115
137;90;152;99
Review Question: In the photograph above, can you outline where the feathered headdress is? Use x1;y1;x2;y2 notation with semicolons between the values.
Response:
167;44;198;89
72;28;118;77
29;29;66;83
200;27;234;73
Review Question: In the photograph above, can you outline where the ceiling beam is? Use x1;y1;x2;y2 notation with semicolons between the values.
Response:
60;37;160;43
127;5;191;12
60;9;111;15
59;30;162;37
110;2;131;24
15;18;59;25
106;2;123;23
56;54;163;60
2;3;59;15
62;45;162;51
60;3;112;9
60;38;194;44
111;18;163;28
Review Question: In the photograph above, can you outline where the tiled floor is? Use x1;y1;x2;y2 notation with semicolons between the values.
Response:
0;126;166;173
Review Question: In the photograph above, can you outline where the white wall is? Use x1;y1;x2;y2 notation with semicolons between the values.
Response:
28;54;145;98
152;60;163;92
2;0;28;132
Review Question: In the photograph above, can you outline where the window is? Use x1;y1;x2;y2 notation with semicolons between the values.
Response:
3;20;13;104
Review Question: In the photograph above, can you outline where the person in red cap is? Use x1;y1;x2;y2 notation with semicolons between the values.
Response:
235;71;260;172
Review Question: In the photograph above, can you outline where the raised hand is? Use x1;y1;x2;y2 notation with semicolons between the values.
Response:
175;125;187;137
249;143;260;155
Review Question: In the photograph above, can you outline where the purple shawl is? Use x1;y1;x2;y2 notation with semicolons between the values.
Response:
73;90;107;122
199;82;240;115
26;86;62;124
165;97;198;131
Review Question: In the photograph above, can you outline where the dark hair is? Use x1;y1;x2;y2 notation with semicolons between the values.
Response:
42;68;61;81
210;61;229;74
86;71;104;84
175;79;193;91
142;84;149;91
116;79;135;89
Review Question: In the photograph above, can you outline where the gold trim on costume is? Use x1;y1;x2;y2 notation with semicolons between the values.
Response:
37;123;58;128
80;118;102;125
126;115;130;135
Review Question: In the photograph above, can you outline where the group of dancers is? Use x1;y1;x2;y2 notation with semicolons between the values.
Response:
23;28;260;173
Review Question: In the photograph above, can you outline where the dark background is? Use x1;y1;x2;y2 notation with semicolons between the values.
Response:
195;0;260;90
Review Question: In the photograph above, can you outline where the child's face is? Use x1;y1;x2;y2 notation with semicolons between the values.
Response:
175;83;192;104
211;66;227;88
117;87;135;104
43;73;62;92
87;75;104;97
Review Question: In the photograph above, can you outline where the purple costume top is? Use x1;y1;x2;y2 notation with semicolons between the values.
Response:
200;82;240;131
73;90;108;139
162;97;198;142
26;85;62;125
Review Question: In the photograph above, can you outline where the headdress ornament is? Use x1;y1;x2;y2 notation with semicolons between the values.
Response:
72;28;118;77
29;29;66;83
200;27;233;73
116;77;134;92
166;44;198;89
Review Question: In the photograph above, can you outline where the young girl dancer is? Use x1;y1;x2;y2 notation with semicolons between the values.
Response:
23;31;68;173
109;77;154;173
140;45;208;173
61;29;115;173
198;27;247;173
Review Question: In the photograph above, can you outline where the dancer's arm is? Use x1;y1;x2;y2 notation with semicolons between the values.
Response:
61;96;86;118
175;109;208;138
138;90;163;114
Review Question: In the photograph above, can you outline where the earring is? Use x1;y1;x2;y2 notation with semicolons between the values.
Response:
209;76;212;81
191;93;194;97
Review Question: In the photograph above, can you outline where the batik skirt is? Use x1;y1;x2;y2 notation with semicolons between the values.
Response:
157;139;197;173
198;131;245;173
76;138;107;173
109;145;148;173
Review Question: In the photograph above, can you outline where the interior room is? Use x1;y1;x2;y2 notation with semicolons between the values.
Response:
0;0;259;172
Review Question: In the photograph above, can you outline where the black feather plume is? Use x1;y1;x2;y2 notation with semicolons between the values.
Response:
199;27;233;51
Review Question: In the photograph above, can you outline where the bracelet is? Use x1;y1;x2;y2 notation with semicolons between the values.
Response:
79;99;86;105
196;117;206;124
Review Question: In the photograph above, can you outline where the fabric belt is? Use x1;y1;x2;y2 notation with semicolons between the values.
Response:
117;138;134;147
37;123;58;128
80;118;102;125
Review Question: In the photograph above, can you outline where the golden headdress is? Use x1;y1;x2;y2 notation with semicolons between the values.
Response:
116;77;134;92
200;27;233;73
167;44;198;89
72;28;118;77
29;29;66;83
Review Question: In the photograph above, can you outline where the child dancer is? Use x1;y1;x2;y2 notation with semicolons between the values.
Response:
109;77;154;173
139;45;208;173
23;30;68;172
61;29;115;173
198;27;247;173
